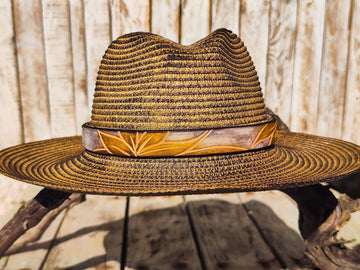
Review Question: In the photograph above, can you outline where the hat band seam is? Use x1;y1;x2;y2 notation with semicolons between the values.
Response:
82;121;277;157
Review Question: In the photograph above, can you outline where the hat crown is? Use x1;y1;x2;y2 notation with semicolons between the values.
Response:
90;28;269;131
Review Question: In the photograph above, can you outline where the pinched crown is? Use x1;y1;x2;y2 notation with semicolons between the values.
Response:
90;29;269;131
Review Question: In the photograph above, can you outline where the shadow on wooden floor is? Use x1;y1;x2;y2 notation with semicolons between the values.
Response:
9;199;310;270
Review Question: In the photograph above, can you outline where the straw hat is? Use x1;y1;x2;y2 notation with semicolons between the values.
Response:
0;29;359;195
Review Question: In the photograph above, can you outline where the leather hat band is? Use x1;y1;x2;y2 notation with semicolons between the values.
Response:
82;120;277;157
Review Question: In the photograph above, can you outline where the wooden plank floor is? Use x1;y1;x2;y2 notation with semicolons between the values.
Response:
0;190;323;270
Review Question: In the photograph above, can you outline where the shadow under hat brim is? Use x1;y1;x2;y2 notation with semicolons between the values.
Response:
0;131;360;196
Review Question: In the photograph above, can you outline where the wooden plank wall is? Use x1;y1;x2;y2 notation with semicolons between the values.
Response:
0;0;359;217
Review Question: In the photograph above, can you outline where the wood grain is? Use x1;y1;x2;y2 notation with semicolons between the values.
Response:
2;210;66;269
1;191;83;269
0;0;23;148
118;0;150;35
110;0;122;40
290;0;325;134
317;0;351;138
264;0;297;126
42;0;77;137
84;0;111;109
240;0;270;94
12;0;51;142
69;0;89;133
125;196;203;270
43;195;127;269
0;0;29;230
151;0;180;42
211;0;240;33
0;1;360;267
185;194;282;270
238;191;301;235
180;0;211;45
238;191;306;269
242;200;307;269
342;0;360;144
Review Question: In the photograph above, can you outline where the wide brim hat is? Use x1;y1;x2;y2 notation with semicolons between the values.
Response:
1;29;360;196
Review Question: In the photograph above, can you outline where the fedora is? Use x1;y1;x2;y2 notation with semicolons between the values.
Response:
0;29;359;195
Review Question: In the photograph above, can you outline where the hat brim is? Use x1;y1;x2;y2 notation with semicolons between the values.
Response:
0;131;359;196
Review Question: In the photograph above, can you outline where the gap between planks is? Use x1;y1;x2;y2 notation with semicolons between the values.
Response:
1;192;307;269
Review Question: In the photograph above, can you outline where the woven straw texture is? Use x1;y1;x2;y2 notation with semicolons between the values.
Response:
0;28;360;195
0;131;359;195
91;29;269;130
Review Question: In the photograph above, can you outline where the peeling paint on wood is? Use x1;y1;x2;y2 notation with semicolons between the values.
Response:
342;0;360;144
0;0;23;148
317;0;351;138
291;0;325;134
13;0;51;142
264;0;297;126
180;0;211;45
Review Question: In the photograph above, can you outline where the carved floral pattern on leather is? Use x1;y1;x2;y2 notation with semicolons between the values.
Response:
91;121;277;157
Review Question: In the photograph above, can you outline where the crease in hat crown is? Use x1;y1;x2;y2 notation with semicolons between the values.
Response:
90;28;271;131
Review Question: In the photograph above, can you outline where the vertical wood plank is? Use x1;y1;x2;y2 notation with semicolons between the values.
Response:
70;0;89;133
240;0;270;95
13;0;51;142
151;0;180;42
317;0;351;138
180;0;211;45
117;0;150;35
264;0;297;126
0;0;22;148
290;0;325;134
342;0;360;144
0;0;36;245
110;0;122;40
110;0;150;52
84;0;111;109
0;0;29;235
42;0;77;137
211;0;240;34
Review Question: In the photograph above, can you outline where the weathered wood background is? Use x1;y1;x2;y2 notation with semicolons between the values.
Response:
0;0;359;268
1;0;359;146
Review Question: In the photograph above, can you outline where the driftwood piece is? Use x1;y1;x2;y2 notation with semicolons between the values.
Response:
283;185;338;240
269;107;360;269
0;188;84;258
282;176;360;270
304;194;360;270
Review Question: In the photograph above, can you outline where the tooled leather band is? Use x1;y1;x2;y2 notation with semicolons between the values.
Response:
82;120;277;157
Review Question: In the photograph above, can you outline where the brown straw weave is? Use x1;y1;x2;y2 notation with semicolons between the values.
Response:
0;28;360;195
0;132;359;195
92;29;270;130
